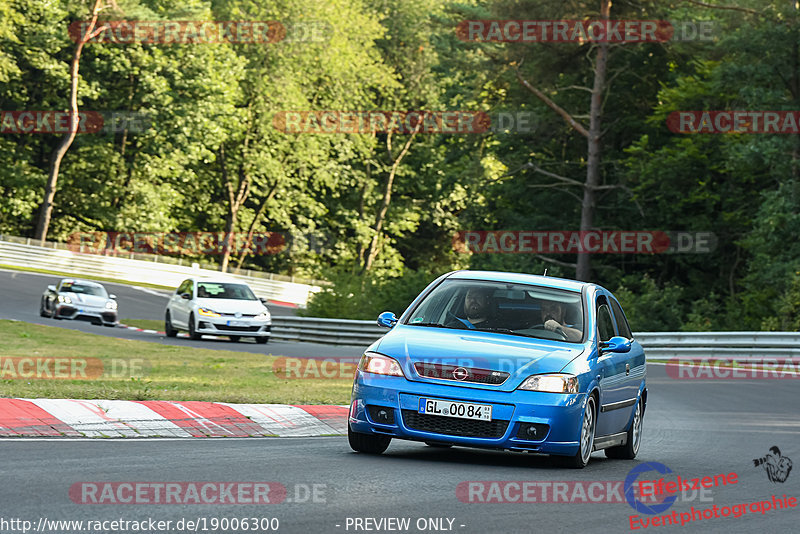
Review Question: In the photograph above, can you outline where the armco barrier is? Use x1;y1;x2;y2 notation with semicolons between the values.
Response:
0;238;321;307
269;317;800;356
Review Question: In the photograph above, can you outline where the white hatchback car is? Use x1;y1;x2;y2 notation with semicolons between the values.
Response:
164;278;271;343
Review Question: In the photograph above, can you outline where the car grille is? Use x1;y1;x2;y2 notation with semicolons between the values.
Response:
413;362;509;385
211;325;262;332
401;410;509;438
220;313;257;317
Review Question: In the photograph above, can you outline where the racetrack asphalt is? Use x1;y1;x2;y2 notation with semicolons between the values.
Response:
1;269;798;533
2;372;798;531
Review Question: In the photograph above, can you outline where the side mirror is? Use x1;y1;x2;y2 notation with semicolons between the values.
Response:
47;285;57;292
600;336;632;354
180;292;191;300
259;297;269;306
377;311;398;328
109;294;117;300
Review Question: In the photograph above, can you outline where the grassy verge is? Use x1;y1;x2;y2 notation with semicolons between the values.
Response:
120;319;164;331
0;264;173;291
0;320;351;404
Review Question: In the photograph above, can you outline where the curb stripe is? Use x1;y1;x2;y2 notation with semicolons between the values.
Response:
0;398;348;438
0;399;81;437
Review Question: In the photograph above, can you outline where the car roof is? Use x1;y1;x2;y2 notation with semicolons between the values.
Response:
447;270;592;293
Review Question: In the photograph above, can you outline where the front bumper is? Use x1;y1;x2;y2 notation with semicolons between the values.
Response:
55;304;117;325
349;372;586;456
196;319;271;337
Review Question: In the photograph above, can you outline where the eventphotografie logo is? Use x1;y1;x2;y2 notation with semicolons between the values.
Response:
753;446;793;483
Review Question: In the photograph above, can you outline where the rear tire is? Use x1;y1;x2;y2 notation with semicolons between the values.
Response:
605;397;643;460
188;313;202;340
348;425;391;454
562;396;596;469
164;311;178;338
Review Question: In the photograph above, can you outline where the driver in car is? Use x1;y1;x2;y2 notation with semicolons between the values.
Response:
539;299;582;342
452;287;503;330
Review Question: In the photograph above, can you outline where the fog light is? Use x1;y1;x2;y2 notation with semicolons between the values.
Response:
517;423;550;440
367;405;395;424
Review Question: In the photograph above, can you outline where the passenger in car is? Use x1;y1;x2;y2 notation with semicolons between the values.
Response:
539;299;583;342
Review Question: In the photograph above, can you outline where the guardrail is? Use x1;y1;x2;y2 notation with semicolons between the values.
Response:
270;317;800;358
0;238;322;307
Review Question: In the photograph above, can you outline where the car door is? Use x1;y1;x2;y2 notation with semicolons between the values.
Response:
170;279;193;328
609;295;646;409
594;293;630;436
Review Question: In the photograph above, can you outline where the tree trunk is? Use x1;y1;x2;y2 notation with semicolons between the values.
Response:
34;0;106;244
576;0;611;281
219;145;250;272
363;127;420;271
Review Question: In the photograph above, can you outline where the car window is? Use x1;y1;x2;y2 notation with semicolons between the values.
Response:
59;282;106;297
177;280;190;295
609;297;633;339
405;278;584;343
197;282;257;300
596;298;616;342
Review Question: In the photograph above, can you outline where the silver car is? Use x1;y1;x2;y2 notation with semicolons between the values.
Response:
40;279;118;327
164;278;272;343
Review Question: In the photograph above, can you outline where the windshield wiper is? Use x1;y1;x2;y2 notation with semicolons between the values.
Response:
473;327;535;338
408;322;456;329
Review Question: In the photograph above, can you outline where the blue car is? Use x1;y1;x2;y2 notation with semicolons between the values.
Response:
348;270;646;468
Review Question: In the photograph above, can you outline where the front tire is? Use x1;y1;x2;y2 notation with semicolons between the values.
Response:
605;397;643;460
255;337;269;344
40;299;48;317
348;425;391;454
563;396;596;469
229;335;241;342
188;313;202;340
164;311;178;338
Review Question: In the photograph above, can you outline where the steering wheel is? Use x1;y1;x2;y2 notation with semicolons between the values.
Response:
527;322;568;340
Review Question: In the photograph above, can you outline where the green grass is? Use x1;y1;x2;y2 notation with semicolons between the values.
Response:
120;319;164;331
0;320;352;404
0;264;173;291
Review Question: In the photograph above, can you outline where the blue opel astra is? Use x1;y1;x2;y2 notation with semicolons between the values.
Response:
348;270;647;468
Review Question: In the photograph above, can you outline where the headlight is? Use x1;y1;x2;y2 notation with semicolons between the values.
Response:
198;307;221;317
255;310;270;320
358;353;405;377
57;295;72;304
105;300;117;310
518;374;579;393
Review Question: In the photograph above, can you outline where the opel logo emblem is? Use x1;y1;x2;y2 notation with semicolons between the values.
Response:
235;312;242;318
452;367;469;381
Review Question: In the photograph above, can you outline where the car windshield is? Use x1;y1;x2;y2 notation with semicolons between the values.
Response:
405;279;584;343
196;282;257;300
60;282;106;297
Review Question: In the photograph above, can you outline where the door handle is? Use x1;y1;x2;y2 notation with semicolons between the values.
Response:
626;363;630;376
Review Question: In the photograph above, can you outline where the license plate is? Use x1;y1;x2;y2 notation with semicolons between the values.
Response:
418;398;492;421
226;320;247;327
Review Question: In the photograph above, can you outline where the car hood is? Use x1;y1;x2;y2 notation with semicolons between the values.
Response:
194;298;267;315
61;292;108;307
374;325;585;390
